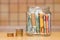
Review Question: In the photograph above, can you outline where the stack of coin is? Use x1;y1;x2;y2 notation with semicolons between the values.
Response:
7;33;14;37
16;29;23;37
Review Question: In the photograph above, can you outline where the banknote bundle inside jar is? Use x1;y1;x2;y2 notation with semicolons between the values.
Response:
44;7;51;36
26;7;40;35
26;7;34;35
26;7;51;36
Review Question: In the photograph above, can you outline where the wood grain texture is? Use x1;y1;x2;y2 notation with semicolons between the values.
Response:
0;32;60;40
0;0;60;26
54;0;60;3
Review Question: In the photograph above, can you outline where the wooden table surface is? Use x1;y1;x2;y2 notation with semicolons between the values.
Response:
0;32;60;40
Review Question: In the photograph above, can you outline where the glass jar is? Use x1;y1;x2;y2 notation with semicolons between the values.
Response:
26;7;51;36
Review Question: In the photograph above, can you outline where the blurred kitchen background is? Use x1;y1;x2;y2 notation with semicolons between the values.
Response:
0;0;60;32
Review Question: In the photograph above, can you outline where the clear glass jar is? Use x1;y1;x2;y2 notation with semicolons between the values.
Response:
26;7;51;36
